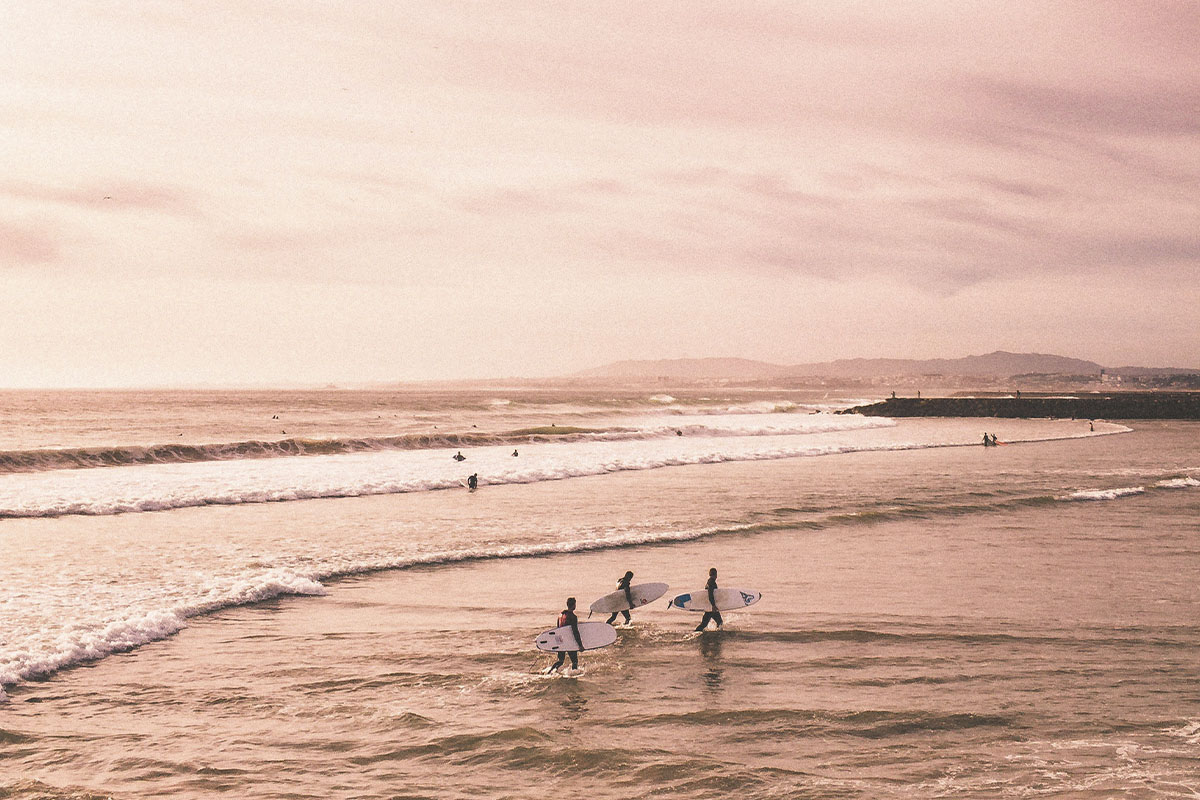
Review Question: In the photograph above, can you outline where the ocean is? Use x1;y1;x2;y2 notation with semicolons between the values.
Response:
1;388;1197;798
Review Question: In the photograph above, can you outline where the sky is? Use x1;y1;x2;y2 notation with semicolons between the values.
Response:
2;1;1198;386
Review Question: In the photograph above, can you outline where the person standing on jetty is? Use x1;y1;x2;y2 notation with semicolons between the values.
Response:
606;571;636;626
548;597;582;673
696;568;723;631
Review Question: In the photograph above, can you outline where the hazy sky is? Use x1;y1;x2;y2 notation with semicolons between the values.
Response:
3;1;1198;386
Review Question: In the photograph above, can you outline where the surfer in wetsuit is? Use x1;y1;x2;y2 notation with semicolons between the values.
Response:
550;597;582;672
467;473;478;490
606;571;635;626
453;451;466;462
695;568;723;631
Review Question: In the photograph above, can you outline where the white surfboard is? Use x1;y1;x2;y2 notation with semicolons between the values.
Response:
534;621;618;653
668;587;761;612
588;582;669;615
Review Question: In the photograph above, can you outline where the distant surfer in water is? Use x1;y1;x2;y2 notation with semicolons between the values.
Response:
453;451;466;462
467;473;478;490
695;568;723;631
549;597;582;673
512;449;519;457
606;571;635;626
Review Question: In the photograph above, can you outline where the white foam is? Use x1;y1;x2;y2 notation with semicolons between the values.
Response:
0;525;723;692
1167;720;1200;745
0;415;1137;692
1064;487;1146;501
0;416;898;519
0;569;325;687
1155;476;1199;489
624;413;895;439
0;416;1133;520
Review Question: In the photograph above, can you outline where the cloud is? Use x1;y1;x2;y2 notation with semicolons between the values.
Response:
961;77;1200;138
0;180;200;215
0;220;60;265
448;158;1197;297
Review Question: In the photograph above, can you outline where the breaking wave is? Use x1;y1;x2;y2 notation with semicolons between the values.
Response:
0;569;326;696
1064;487;1147;501
0;416;887;475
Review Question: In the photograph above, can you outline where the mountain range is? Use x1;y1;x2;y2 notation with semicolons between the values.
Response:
574;351;1196;380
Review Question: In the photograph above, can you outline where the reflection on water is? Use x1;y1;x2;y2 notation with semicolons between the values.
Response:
563;687;588;719
543;678;589;721
698;632;724;693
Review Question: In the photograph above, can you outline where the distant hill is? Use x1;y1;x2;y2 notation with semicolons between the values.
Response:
784;351;1104;379
576;351;1110;380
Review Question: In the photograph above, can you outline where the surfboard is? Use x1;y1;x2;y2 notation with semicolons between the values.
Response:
668;587;761;612
588;582;669;615
534;621;617;653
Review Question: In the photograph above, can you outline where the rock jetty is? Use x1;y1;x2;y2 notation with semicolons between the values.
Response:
842;392;1200;419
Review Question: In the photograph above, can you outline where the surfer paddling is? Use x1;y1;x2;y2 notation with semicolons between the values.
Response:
695;568;723;631
548;597;582;673
606;571;635;626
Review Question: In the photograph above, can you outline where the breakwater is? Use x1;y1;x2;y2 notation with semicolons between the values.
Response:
843;392;1200;419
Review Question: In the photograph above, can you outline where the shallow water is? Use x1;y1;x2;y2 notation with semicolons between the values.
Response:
1;390;1197;798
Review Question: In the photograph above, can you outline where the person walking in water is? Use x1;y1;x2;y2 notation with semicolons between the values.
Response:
548;597;582;673
453;451;466;462
695;568;723;631
467;473;478;490
606;571;635;626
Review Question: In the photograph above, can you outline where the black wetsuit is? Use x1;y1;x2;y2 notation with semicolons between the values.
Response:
553;608;581;669
696;575;723;631
606;575;634;625
467;474;478;489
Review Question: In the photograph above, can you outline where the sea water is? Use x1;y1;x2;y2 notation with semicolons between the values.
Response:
0;388;1197;798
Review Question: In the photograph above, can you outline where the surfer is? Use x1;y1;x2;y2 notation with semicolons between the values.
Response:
512;449;519;457
467;473;478;490
695;568;723;631
606;571;635;626
982;433;990;446
549;597;582;673
453;451;466;462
